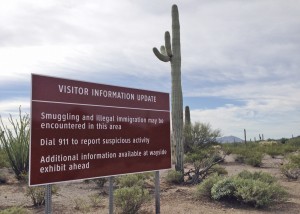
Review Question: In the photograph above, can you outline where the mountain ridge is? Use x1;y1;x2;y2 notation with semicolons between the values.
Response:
217;135;243;143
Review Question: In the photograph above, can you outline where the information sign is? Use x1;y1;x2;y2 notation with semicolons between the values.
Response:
30;74;171;186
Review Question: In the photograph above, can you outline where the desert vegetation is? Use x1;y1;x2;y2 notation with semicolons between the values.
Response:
0;108;29;180
1;107;300;213
196;170;287;208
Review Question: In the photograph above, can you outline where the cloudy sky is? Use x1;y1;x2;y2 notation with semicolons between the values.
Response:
1;0;299;140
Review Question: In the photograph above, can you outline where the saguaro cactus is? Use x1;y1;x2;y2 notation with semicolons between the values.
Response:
153;4;184;174
184;106;192;152
185;106;191;125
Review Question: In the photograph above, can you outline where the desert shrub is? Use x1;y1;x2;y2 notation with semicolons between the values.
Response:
226;143;263;167
244;152;263;167
116;172;153;188
211;178;236;200
209;164;228;175
114;186;150;214
197;170;287;208
235;153;263;167
88;193;103;207
234;154;245;163
234;177;287;208
0;172;8;184
26;185;59;206
0;108;30;180
116;174;145;188
184;122;221;153
185;146;226;184
280;138;288;144
26;186;45;206
114;173;152;213
195;173;222;198
282;144;298;153
0;206;29;214
281;153;300;179
287;137;300;147
264;145;284;157
236;170;276;184
165;169;183;184
281;163;300;179
74;198;91;212
289;153;300;165
93;178;107;188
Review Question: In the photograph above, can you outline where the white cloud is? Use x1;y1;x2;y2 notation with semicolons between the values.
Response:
0;0;299;139
191;101;299;140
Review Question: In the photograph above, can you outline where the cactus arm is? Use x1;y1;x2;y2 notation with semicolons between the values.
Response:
153;47;170;62
160;46;167;56
165;31;172;57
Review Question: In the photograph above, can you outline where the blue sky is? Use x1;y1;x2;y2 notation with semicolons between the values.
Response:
1;0;299;140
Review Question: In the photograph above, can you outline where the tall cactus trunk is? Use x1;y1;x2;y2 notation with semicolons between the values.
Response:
153;4;184;175
171;5;183;174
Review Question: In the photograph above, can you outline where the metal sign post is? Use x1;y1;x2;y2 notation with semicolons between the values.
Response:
45;184;52;214
155;171;160;214
109;176;114;214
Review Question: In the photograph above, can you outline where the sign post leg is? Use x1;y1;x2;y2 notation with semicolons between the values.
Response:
45;184;52;214
155;171;160;214
109;176;114;214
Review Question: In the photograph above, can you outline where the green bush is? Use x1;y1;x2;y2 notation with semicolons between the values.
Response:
165;169;183;184
289;153;300;166
196;170;287;208
114;186;150;214
0;108;30;180
245;152;263;167
195;174;222;198
226;143;263;167
0;206;29;214
234;153;263;167
236;170;276;184
281;163;300;179
287;137;300;147
281;153;300;179
211;178;236;200
210;164;228;175
234;154;245;163
234;178;287;208
264;145;284;157
280;138;288;144
116;174;145;188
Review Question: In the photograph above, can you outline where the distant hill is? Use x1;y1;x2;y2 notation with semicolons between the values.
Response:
217;136;243;143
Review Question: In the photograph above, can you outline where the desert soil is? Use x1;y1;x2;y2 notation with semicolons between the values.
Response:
1;154;300;214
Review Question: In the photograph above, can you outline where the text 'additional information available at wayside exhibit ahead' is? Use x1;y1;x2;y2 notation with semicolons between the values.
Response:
30;74;171;186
